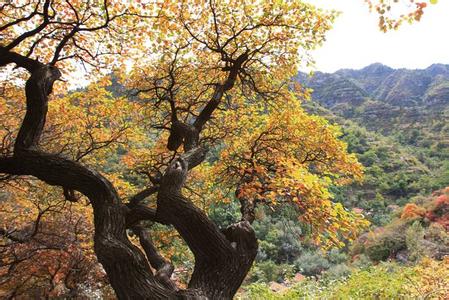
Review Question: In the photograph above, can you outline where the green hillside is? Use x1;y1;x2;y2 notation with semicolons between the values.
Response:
297;64;449;226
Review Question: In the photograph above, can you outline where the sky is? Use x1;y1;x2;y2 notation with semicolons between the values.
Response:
306;0;449;72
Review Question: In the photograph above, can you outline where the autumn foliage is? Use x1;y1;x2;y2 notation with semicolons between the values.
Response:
1;0;371;298
401;187;449;229
401;203;426;220
351;186;449;264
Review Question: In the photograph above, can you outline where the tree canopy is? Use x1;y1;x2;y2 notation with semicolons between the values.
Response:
1;1;368;298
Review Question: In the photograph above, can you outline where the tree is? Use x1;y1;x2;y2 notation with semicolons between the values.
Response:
0;83;139;297
1;1;367;298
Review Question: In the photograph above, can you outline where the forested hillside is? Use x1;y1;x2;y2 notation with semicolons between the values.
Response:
298;63;449;153
298;64;449;225
238;65;449;298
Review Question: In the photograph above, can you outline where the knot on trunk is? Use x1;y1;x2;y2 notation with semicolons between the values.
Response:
31;65;62;96
158;147;207;210
160;147;208;194
160;157;188;194
222;221;258;253
167;120;199;152
42;65;62;95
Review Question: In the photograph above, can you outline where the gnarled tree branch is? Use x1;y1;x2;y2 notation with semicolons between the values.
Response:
0;50;177;299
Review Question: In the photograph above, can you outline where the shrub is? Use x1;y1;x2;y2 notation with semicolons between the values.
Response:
350;254;373;268
405;221;426;261
401;203;426;220
237;279;332;300
294;251;330;276
327;249;348;265
248;261;294;283
323;263;352;279
364;227;406;262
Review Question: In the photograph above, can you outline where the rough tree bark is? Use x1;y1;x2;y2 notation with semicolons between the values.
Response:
0;47;259;299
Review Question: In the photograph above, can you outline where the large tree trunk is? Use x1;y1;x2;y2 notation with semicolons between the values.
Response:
156;158;258;299
0;49;258;299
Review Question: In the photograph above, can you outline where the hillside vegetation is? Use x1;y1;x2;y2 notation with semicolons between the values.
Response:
299;64;449;225
240;64;449;298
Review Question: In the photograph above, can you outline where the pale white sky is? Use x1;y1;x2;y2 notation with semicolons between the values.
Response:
307;0;449;72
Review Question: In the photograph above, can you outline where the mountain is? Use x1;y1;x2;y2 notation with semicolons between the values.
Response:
298;63;449;147
297;64;449;225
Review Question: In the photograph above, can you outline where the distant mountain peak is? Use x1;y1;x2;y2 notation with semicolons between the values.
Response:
360;63;393;74
332;63;449;75
425;63;449;76
333;63;393;77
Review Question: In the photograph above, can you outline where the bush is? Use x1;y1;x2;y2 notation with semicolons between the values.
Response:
327;249;347;265
294;251;330;276
426;223;449;252
364;225;407;262
248;261;294;283
252;212;303;264
405;221;426;261
323;263;352;279
350;254;373;269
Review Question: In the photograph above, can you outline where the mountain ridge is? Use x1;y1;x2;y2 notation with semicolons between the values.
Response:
306;63;449;107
